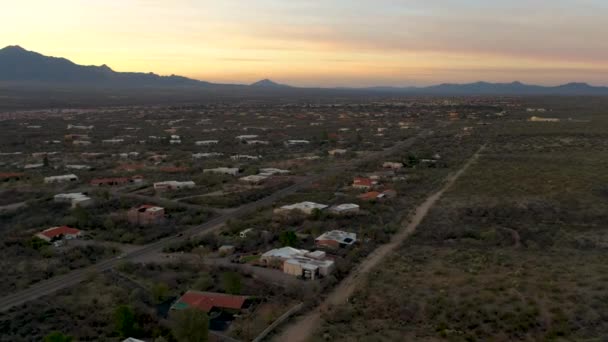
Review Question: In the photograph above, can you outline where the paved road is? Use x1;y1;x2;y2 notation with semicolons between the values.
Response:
0;131;429;313
272;145;486;342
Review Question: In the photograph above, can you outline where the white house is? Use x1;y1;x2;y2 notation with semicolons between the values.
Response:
195;140;219;146
275;201;328;215
54;193;94;208
44;174;79;184
153;181;196;191
203;167;240;176
329;203;360;215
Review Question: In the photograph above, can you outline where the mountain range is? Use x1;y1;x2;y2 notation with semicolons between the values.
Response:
1;45;607;96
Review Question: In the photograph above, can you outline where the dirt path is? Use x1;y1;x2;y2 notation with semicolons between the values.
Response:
272;145;486;342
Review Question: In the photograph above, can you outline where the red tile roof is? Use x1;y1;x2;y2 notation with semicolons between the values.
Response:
353;177;375;187
174;291;249;313
38;226;81;239
0;172;25;179
358;191;381;200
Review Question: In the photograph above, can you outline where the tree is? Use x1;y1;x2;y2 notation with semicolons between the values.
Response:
114;305;136;338
43;154;50;167
171;308;209;342
279;231;298;247
44;332;73;342
151;282;170;304
193;274;213;291
72;206;90;227
222;271;242;295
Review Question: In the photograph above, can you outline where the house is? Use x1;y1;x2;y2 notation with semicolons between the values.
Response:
102;139;124;144
274;201;328;215
192;152;223;159
235;135;259;141
315;230;357;248
329;203;360;215
328;149;347;156
54;193;93;208
358;189;396;201
383;162;404;169
258;168;290;176
0;172;28;182
153;181;196;191
285;140;310;146
195;140;219;146
203;167;240;176
24;163;44;170
44;174;79;184
529;116;560;123
122;338;146;342
239;175;268;184
73;140;91;146
245;140;269;145
171;290;252;314
65;164;91;171
352;177;378;189
90;177;131;187
67;124;93;130
218;245;236;255
36;226;82;242
261;247;334;279
260;246;308;266
284;256;334;280
127;205;166;225
231;154;261;161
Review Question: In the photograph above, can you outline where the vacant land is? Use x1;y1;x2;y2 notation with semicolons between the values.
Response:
313;115;608;341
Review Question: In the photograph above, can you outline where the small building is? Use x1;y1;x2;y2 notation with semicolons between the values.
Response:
529;116;560;123
218;245;236;256
0;172;28;182
231;154;261;161
36;226;82;242
274;201;328;215
352;177;378;189
192;152;223;159
328;149;347;156
235;135;259;141
171;290;252;314
329;203;360;215
90;177;132;187
153;181;196;191
285;140;310;146
261;246;309;266
315;230;357;248
203;167;240;176
258;168;290;176
383;162;404;169
127;205;166;226
245;140;269;145
54;193;93;208
284;256;334;280
195;140;219;146
102;139;124;144
44;174;79;184
239;175;268;184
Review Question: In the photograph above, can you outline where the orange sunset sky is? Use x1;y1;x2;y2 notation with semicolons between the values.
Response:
2;0;608;87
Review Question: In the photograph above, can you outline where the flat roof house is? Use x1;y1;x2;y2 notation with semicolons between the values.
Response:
44;174;79;184
315;230;357;248
54;193;93;208
274;201;328;215
329;203;360;215
36;226;82;242
153;181;196;191
203;167;240;176
127;205;166;226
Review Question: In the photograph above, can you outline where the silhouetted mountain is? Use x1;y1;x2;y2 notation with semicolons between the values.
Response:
1;46;608;95
0;45;209;87
363;81;608;95
250;79;291;88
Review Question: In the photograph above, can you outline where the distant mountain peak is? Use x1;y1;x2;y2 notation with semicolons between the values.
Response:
0;45;28;54
250;79;289;87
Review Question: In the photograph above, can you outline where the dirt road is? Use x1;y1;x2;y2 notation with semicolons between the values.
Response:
273;146;485;342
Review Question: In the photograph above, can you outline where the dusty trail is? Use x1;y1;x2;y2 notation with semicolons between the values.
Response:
272;145;486;342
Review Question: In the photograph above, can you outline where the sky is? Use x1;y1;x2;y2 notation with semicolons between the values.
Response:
2;0;608;87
